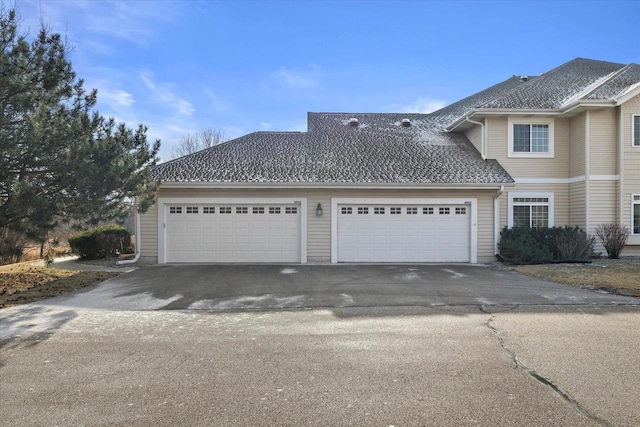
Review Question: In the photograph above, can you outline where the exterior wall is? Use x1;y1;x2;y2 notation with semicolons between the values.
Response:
569;181;586;229
589;108;618;175
486;117;570;179
141;187;499;264
464;123;483;155
569;113;586;178
140;203;158;264
621;93;640;249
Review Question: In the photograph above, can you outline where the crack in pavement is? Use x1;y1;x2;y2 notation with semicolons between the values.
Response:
478;305;612;427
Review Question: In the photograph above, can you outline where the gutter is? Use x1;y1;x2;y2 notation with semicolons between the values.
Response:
116;206;141;266
494;185;505;255
465;116;486;160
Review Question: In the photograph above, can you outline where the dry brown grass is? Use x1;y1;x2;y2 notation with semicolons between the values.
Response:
514;259;640;297
0;262;120;308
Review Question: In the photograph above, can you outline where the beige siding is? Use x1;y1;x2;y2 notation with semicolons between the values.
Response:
589;109;618;175
569;181;586;229
140;203;158;261
486;117;507;161
569;113;586;178
144;187;498;264
621;93;640;248
464;123;483;154
307;195;331;262
486;117;570;179
588;180;618;254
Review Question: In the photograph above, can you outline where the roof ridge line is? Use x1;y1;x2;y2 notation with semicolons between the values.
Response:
579;63;634;102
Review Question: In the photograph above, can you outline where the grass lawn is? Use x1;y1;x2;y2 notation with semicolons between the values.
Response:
514;259;640;297
0;262;120;308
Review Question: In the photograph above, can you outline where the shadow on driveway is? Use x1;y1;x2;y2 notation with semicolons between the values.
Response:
36;264;640;312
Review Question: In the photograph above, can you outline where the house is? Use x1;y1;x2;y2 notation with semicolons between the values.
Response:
142;58;640;264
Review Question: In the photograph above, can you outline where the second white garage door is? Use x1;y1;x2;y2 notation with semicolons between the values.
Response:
337;204;471;262
166;204;301;263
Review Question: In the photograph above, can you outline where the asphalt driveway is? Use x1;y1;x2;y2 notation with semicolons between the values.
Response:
44;264;638;311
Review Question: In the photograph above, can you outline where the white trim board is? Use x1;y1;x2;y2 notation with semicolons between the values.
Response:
514;175;620;184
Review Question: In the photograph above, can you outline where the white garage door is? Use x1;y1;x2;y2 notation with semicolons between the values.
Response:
337;204;470;262
166;204;301;262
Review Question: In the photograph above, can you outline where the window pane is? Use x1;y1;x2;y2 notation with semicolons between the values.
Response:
634;116;640;147
634;203;640;234
513;124;531;152
531;124;549;152
531;206;548;228
513;206;530;227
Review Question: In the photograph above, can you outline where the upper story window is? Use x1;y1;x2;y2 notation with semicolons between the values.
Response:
508;118;554;158
633;115;640;147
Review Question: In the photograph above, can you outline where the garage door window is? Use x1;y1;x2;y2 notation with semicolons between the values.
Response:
374;207;385;214
407;207;417;215
203;207;215;214
341;207;353;214
390;207;401;215
439;207;450;215
358;207;369;214
285;207;298;214
423;207;434;215
220;207;232;214
253;207;264;214
170;207;182;214
269;207;281;214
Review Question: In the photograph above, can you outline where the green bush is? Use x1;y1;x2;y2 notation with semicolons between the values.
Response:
499;226;553;265
68;225;131;260
499;226;594;265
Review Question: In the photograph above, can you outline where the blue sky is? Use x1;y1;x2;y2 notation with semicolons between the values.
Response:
14;0;640;161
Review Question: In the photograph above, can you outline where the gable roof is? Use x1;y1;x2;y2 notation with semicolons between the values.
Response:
476;58;627;110
154;57;640;187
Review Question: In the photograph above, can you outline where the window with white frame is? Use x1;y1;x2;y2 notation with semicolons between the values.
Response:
508;192;554;228
633;115;640;147
508;118;554;158
633;194;640;234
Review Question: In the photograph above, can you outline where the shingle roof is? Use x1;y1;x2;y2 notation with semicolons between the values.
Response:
428;75;532;126
478;58;627;110
154;119;514;185
584;63;640;100
154;57;640;186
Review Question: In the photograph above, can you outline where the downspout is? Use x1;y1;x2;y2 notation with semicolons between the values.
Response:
494;185;505;255
585;111;591;233
465;116;486;160
116;206;141;266
618;107;624;225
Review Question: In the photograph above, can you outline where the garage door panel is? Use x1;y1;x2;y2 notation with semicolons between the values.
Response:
338;203;470;263
166;204;301;263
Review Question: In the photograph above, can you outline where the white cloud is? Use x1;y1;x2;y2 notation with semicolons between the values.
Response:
273;66;320;89
140;73;195;116
396;97;448;114
259;122;272;130
98;87;135;108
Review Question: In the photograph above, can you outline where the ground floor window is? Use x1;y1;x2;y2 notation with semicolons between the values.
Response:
508;192;554;228
633;194;640;234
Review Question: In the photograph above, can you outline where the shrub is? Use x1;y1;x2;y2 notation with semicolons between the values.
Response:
499;226;553;265
68;225;131;260
499;226;594;265
595;223;629;259
554;227;595;260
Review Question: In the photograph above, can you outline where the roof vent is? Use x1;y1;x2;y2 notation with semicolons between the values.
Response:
348;117;359;127
401;118;411;127
520;75;529;82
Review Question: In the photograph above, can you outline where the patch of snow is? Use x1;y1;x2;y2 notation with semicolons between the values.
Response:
188;295;307;311
441;268;468;279
339;293;355;306
280;268;298;274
